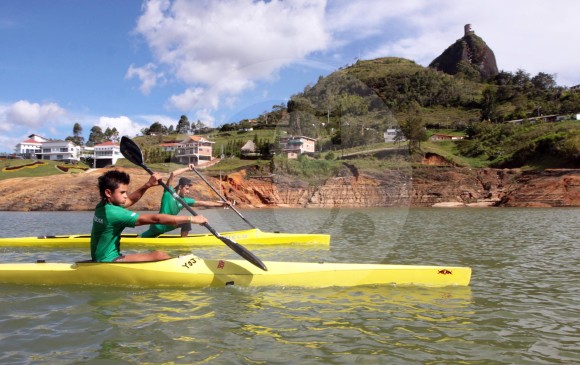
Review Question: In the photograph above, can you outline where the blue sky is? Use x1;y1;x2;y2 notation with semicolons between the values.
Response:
1;0;579;153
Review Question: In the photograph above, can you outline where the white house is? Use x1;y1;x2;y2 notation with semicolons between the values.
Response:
14;134;48;158
279;136;316;159
384;128;405;142
40;140;81;163
93;141;123;168
174;135;215;165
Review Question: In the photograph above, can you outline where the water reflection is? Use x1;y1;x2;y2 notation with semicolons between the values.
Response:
81;285;473;363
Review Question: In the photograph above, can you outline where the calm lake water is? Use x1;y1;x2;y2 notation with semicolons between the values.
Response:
0;207;579;364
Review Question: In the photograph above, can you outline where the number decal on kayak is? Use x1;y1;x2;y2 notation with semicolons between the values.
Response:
182;257;197;269
224;234;248;240
438;269;452;275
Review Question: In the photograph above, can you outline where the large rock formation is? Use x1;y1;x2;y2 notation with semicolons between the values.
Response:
429;24;499;80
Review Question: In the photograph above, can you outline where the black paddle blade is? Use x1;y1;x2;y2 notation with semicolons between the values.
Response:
219;235;268;271
120;136;144;166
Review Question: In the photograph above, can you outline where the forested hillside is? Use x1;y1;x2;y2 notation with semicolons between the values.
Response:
270;57;580;168
132;55;580;170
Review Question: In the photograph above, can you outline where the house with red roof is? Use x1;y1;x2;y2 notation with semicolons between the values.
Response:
14;134;49;158
174;135;215;165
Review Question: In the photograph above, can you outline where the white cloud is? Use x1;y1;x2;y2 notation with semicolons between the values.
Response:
326;0;428;37
125;63;163;95
0;100;71;152
132;0;329;111
2;100;65;131
97;116;148;139
168;87;208;110
0;134;23;153
192;109;215;127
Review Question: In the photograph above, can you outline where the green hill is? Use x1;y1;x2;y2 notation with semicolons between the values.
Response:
277;56;580;169
130;56;579;173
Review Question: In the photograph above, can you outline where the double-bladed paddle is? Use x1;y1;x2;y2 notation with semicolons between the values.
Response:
189;165;257;229
120;136;267;271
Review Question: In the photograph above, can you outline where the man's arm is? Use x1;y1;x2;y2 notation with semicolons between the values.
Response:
166;164;194;186
135;213;208;226
192;200;228;208
125;172;161;207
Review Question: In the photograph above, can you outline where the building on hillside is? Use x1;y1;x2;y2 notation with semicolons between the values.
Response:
40;140;81;163
159;141;180;152
430;134;465;141
174;135;214;165
14;134;49;158
384;128;405;142
279;136;316;159
80;146;94;160
93;141;123;168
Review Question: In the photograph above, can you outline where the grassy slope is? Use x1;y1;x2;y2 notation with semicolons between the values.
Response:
0;160;91;180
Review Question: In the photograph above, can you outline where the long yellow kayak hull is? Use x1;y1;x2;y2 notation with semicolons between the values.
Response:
0;254;471;288
0;229;330;248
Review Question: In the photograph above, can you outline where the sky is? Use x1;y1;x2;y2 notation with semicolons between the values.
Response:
1;0;579;153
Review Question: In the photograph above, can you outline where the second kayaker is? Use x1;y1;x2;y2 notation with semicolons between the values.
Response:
140;164;227;238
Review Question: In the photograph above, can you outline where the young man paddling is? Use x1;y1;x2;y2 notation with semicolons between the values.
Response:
141;164;227;238
90;169;208;262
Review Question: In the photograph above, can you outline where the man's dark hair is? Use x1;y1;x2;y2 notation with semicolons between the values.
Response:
176;177;192;189
98;170;131;199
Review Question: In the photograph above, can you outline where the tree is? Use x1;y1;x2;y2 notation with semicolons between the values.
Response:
109;127;120;142
531;72;556;90
513;69;531;90
87;126;105;146
176;115;190;134
148;121;164;135
336;93;368;116
399;102;427;155
104;127;114;141
65;122;85;146
192;119;206;133
480;87;497;122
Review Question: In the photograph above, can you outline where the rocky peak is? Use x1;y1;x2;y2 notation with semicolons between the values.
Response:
429;24;499;80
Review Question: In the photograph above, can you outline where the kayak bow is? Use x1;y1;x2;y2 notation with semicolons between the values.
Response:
0;254;471;288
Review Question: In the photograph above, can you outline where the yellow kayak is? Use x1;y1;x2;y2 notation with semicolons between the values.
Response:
0;228;330;248
0;254;471;288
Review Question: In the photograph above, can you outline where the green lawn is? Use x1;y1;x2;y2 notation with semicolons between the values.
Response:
0;160;91;180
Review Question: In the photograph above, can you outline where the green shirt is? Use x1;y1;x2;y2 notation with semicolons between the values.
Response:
140;187;195;238
90;201;139;262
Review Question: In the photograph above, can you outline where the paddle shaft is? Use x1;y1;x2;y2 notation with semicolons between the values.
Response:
190;166;256;229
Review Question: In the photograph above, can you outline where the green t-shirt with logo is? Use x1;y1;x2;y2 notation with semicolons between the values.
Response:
140;187;195;238
90;201;139;262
